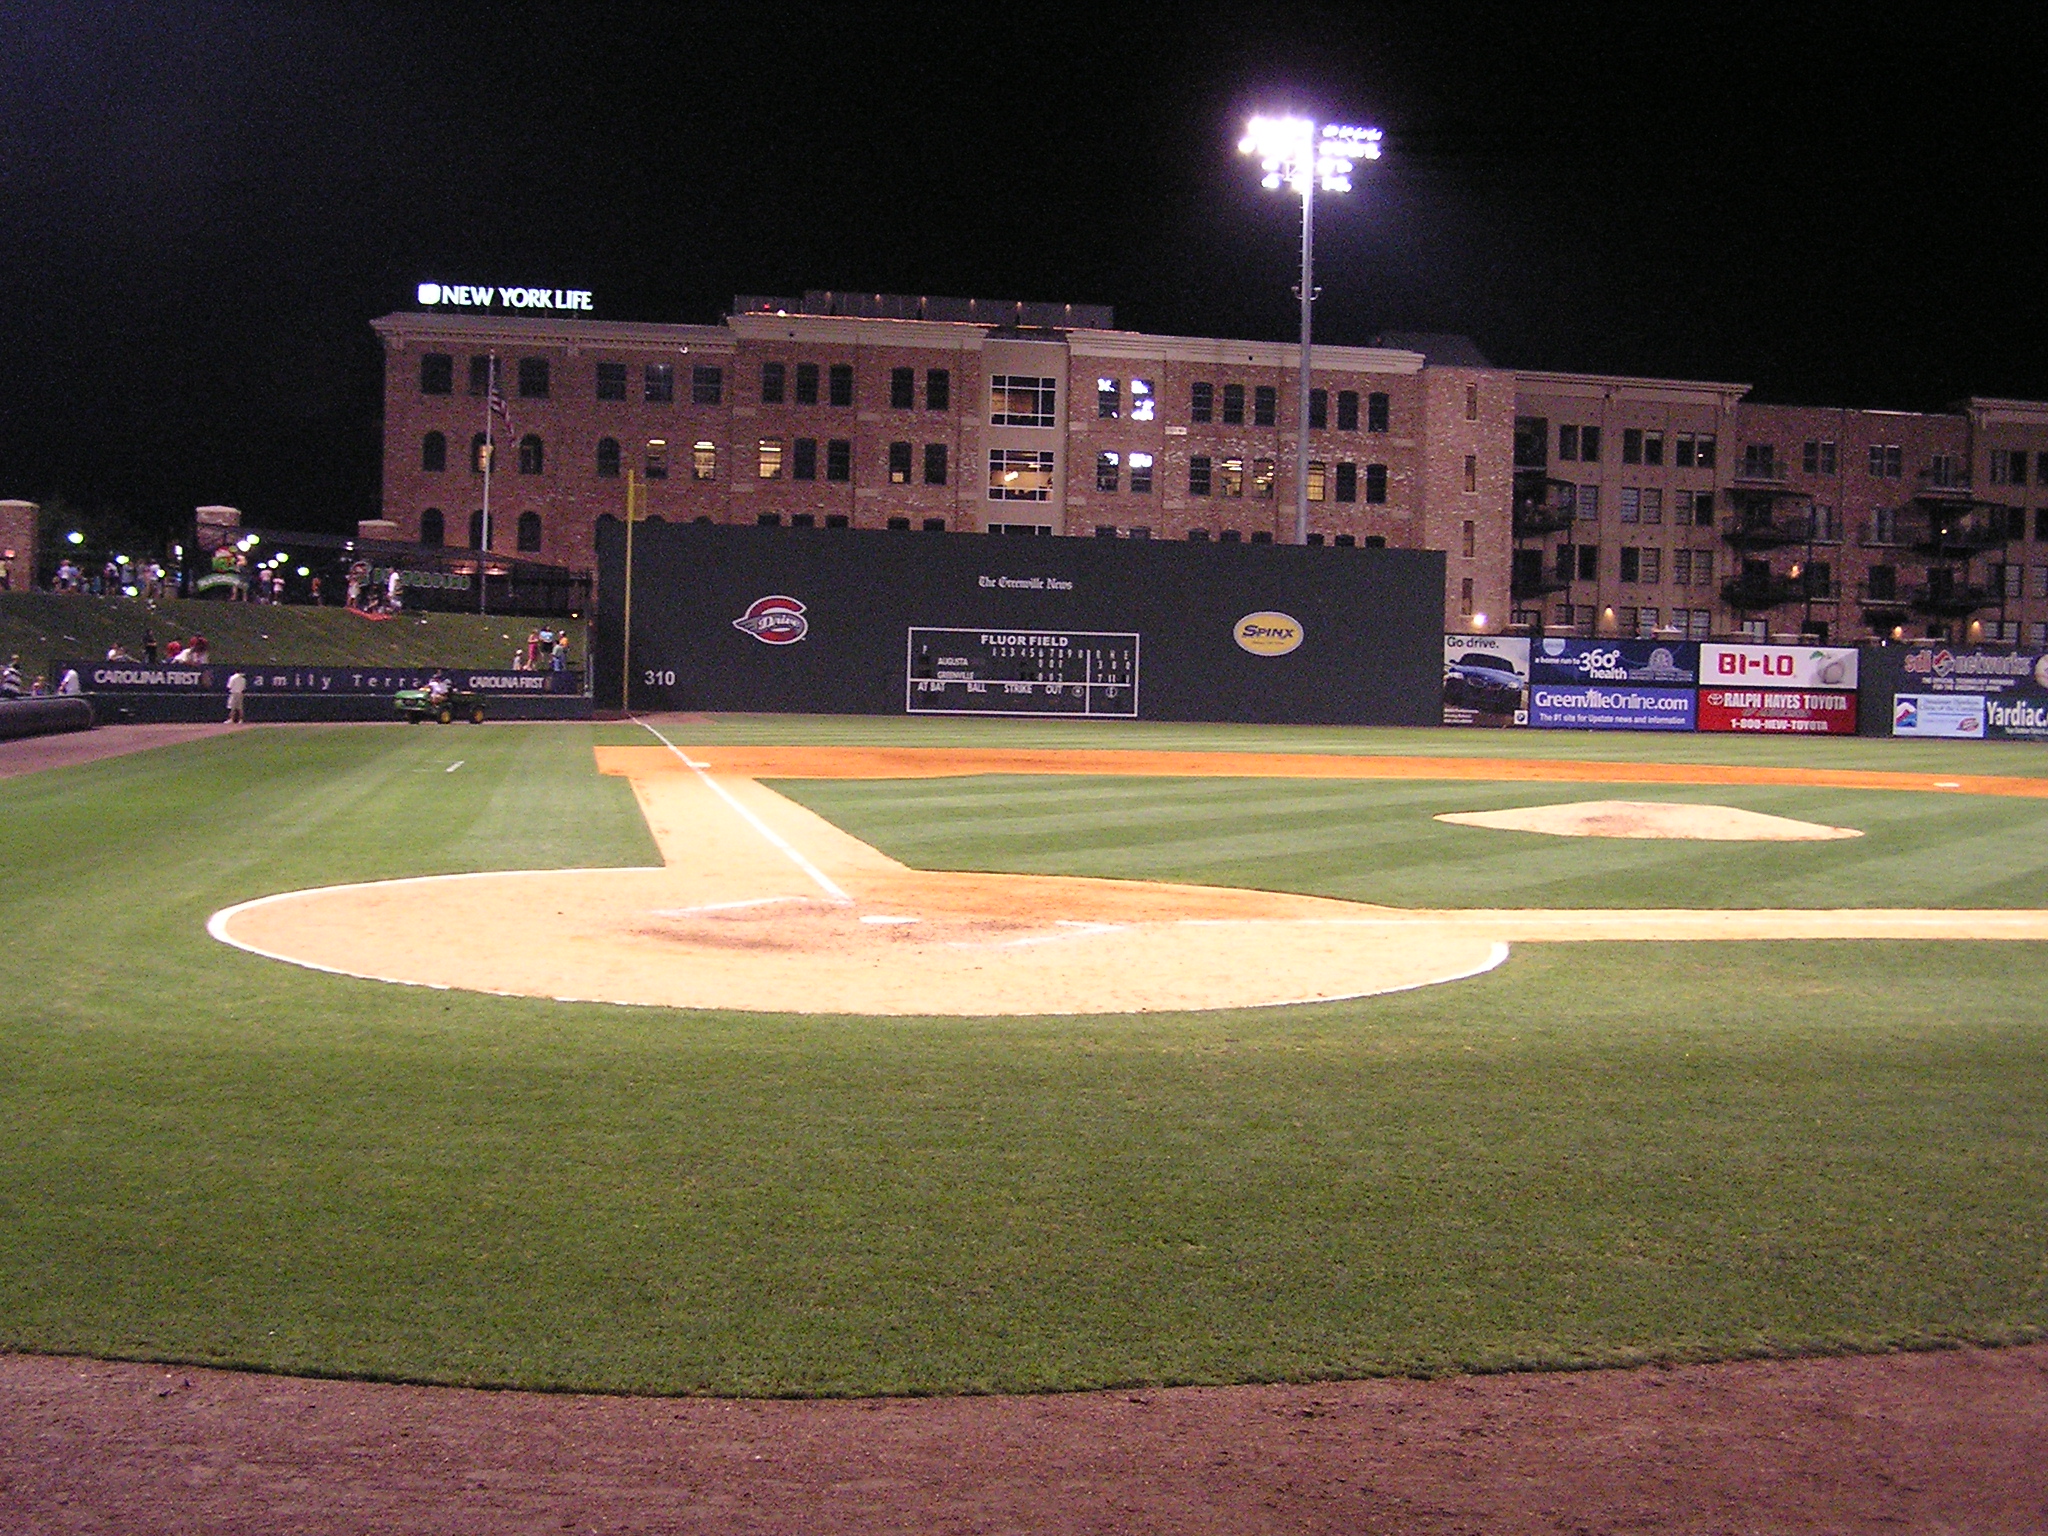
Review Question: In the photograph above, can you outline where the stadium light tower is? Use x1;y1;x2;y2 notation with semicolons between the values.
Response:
1238;115;1382;544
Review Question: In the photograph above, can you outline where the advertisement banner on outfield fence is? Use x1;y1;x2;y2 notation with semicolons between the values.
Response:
1528;637;1700;686
1698;687;1858;734
1897;646;2048;696
1442;635;1529;726
1529;683;1697;731
73;663;583;696
1892;693;1987;738
1701;643;1858;690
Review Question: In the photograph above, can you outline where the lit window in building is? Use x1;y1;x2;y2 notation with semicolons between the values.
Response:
758;439;784;479
1096;451;1120;493
1220;457;1245;497
1129;451;1154;493
1130;379;1155;421
1306;461;1326;501
645;440;668;479
990;375;1057;427
889;441;912;484
470;433;489;474
1251;458;1276;497
1097;378;1119;419
693;440;718;479
988;449;1055;500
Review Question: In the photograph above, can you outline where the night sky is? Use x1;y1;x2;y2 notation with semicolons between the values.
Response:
7;2;2046;544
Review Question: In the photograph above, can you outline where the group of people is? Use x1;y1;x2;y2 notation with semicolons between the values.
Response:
44;557;175;598
0;655;81;698
515;627;570;672
104;630;208;666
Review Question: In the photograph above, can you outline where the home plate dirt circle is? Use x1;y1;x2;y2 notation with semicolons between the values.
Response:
206;741;2048;1017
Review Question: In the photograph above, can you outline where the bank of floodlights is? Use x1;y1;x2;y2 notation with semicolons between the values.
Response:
1237;115;1383;545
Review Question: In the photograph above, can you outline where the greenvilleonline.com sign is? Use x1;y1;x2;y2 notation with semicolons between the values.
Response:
416;283;593;312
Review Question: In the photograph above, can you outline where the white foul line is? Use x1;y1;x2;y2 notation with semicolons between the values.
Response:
633;717;851;904
446;761;464;773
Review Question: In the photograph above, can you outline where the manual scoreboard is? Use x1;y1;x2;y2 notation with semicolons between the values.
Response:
905;627;1140;717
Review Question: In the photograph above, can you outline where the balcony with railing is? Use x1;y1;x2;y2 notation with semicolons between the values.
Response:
1723;507;1815;549
1908;578;1996;618
1911;466;1973;502
1910;511;2011;558
1720;570;1808;610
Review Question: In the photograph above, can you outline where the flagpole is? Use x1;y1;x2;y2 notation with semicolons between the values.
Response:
621;468;638;713
480;353;495;615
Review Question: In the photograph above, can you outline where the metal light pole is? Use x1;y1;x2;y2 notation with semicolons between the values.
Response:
1239;117;1381;545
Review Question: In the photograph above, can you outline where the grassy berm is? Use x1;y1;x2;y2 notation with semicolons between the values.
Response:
0;590;584;676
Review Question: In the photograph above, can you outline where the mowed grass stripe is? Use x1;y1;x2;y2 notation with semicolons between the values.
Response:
0;719;2044;1395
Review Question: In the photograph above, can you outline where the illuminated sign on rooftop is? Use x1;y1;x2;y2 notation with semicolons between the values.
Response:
416;283;594;312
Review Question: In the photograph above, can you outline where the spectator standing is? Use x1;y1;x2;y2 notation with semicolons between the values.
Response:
57;667;82;696
550;634;567;672
1;656;22;697
309;574;322;605
142;626;158;664
184;635;209;665
226;669;248;724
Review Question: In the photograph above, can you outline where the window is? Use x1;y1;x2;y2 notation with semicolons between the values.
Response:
596;437;620;477
468;510;486;549
1555;484;1577;519
2034;565;2048;599
792;438;817;480
1636;607;1660;637
518;357;549;398
1743;443;1777;478
419;508;444;546
1309;388;1327;430
1621;547;1641;583
990;375;1057;426
761;362;786;404
1695;434;1716;468
1463;454;1477;493
517;434;544;474
1579;545;1599;579
2037;452;2048;487
1560;424;1580;462
1988;620;2021;643
1253;386;1277;427
645;440;668;479
1252;458;1276;498
891;368;915;410
1129;451;1153;493
1675;433;1696;468
1337;390;1360;431
692;366;723;405
1673;549;1692;586
1466;383;1479;420
988;449;1055;500
923;519;947;533
1578;485;1600;520
1191;381;1214;422
583;360;621;402
1871;506;1898;544
1222;384;1245;425
923;442;948;486
1623;428;1641;464
1461;519;1475;558
1804;560;1832;599
887;517;911;530
1990;448;2028;485
470;432;489;474
2035;622;2048;649
1306;460;1326;501
1676;489;1712;526
926;369;950;411
422;431;447;472
1619;487;1640;523
1335;534;1356;547
791;514;814;528
1220;529;1242;544
1365;463;1388;503
1220;457;1245;497
825;439;850;481
692;440;717;480
1803;439;1837;475
420;353;453;394
1641;488;1663;524
1129;378;1154;421
827;364;853;407
1188;455;1212;496
758;439;784;479
1641;548;1661;583
1334;462;1357;502
1458;577;1474;616
469;356;492;396
2003;561;2025;599
1188;528;1211;542
1636;430;1656;466
2038;508;2048;541
888;441;912;484
1095;525;1117;539
758;514;782;527
1367;392;1390;433
1096;451;1120;492
826;514;850;528
517;511;542;553
1869;443;1901;477
1097;378;1119;419
1867;564;1897;600
1810;503;1839;541
1617;606;1638;635
644;363;675;404
795;363;820;405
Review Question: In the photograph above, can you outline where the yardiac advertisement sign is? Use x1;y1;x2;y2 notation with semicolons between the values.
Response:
1698;688;1859;734
1442;635;1530;726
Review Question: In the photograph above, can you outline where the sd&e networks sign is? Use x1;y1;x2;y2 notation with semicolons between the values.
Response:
417;283;594;313
1234;611;1303;657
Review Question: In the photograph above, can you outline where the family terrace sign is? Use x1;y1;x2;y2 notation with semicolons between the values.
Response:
415;283;594;312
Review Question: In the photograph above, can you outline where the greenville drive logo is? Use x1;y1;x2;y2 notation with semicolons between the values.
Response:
733;595;809;644
1234;610;1304;657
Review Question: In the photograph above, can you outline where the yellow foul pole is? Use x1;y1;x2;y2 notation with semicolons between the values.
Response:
621;469;638;713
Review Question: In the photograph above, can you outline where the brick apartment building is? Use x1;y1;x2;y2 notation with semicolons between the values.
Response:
371;293;2048;647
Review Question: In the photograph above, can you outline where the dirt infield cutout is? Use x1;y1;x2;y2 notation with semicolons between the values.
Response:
207;739;2048;1015
1436;799;1864;840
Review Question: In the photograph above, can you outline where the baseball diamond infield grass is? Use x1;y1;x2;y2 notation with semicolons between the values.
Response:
1;717;2046;1396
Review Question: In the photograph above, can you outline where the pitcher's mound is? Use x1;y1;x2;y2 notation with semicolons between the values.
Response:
1435;800;1863;841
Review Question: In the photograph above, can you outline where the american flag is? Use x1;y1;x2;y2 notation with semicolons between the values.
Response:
488;357;512;437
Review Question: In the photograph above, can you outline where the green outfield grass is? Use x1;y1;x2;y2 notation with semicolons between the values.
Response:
1;718;2045;1395
0;590;584;678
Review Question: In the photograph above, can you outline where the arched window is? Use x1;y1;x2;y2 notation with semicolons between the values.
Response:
517;511;543;552
468;510;486;549
471;433;489;473
422;431;446;472
419;508;444;547
595;436;621;477
518;434;544;474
